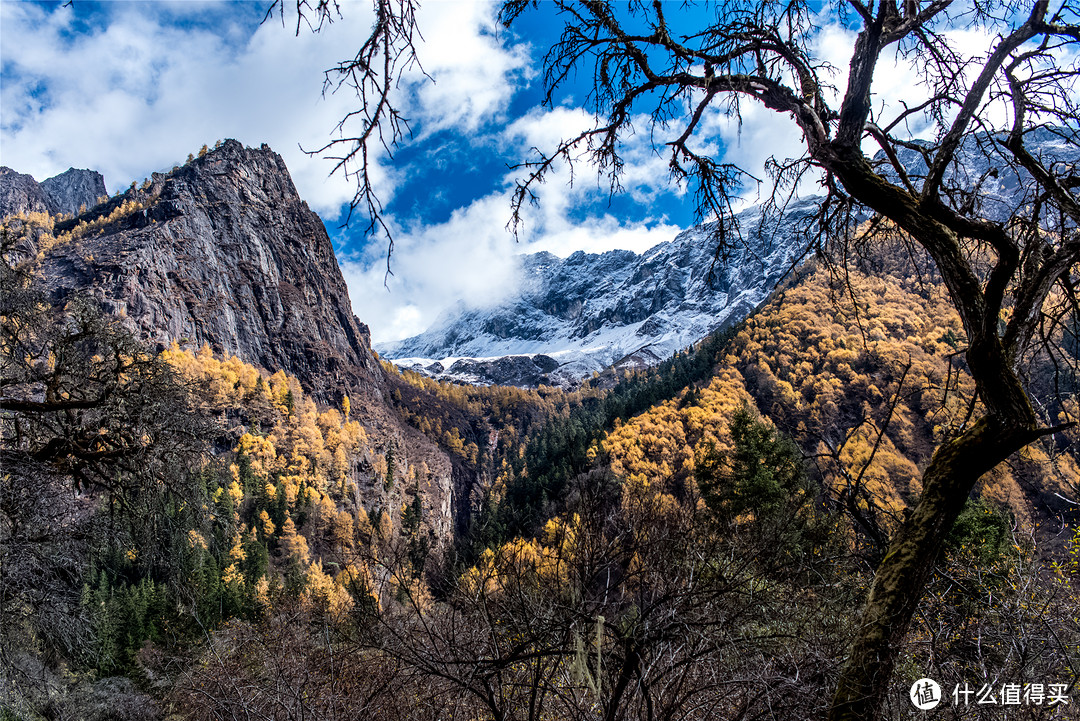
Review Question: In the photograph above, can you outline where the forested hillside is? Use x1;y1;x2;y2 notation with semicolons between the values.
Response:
598;244;1080;545
163;245;1080;718
3;148;1079;719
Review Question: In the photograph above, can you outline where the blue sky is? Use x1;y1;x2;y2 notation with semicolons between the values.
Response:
2;0;940;343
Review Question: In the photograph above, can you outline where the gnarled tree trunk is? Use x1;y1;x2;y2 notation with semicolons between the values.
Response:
827;414;1043;719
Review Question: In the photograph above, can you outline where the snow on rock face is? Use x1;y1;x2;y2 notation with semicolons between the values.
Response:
379;129;1077;389
378;199;820;387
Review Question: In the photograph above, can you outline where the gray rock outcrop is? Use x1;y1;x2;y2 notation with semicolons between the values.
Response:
34;140;379;403
16;139;473;552
41;168;107;216
28;140;465;549
1;166;109;218
0;167;53;218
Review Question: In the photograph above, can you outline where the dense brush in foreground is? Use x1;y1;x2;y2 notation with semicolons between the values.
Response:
3;227;1079;718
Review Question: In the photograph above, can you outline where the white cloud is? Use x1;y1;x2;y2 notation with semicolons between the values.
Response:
524;219;679;258
0;0;527;219
501;106;683;233
347;13;1080;345
505;105;686;205
409;1;532;134
342;124;683;344
341;175;681;344
341;192;522;343
502;63;817;215
0;1;367;215
10;3;1025;351
0;0;546;346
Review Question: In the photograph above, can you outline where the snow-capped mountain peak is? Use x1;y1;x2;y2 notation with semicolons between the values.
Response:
378;198;821;386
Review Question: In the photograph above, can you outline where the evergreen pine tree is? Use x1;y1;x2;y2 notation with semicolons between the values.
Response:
384;448;395;491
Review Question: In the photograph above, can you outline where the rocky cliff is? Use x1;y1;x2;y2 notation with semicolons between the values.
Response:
1;166;108;218
40;168;108;216
33;140;380;402
0;167;54;217
20;141;467;549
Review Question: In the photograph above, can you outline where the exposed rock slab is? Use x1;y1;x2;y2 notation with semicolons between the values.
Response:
26;140;467;552
34;140;380;403
40;168;107;216
0;167;54;217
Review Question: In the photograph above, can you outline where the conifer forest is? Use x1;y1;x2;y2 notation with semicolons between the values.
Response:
1;2;1080;720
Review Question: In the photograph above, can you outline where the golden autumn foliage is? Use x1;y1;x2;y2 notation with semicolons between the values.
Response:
144;254;1076;721
380;356;597;471
602;367;755;490
156;345;389;618
1;195;158;270
599;254;1078;537
9;178;1076;721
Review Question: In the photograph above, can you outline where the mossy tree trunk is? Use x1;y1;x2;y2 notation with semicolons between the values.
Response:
826;414;1042;720
350;0;1080;716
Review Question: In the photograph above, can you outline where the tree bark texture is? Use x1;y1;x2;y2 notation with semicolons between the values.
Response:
827;414;1041;720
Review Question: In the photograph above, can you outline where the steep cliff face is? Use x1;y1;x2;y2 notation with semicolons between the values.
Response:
1;166;109;218
40;168;107;216
34;140;380;402
0;167;53;217
25;140;465;550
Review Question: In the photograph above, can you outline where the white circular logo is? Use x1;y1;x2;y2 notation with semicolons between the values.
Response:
910;678;942;710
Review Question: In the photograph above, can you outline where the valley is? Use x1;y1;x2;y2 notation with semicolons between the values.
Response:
2;137;1078;720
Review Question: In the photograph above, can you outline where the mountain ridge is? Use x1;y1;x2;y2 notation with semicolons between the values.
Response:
41;168;109;216
30;140;379;403
378;128;1080;389
379;199;819;386
10;140;476;553
0;165;106;218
